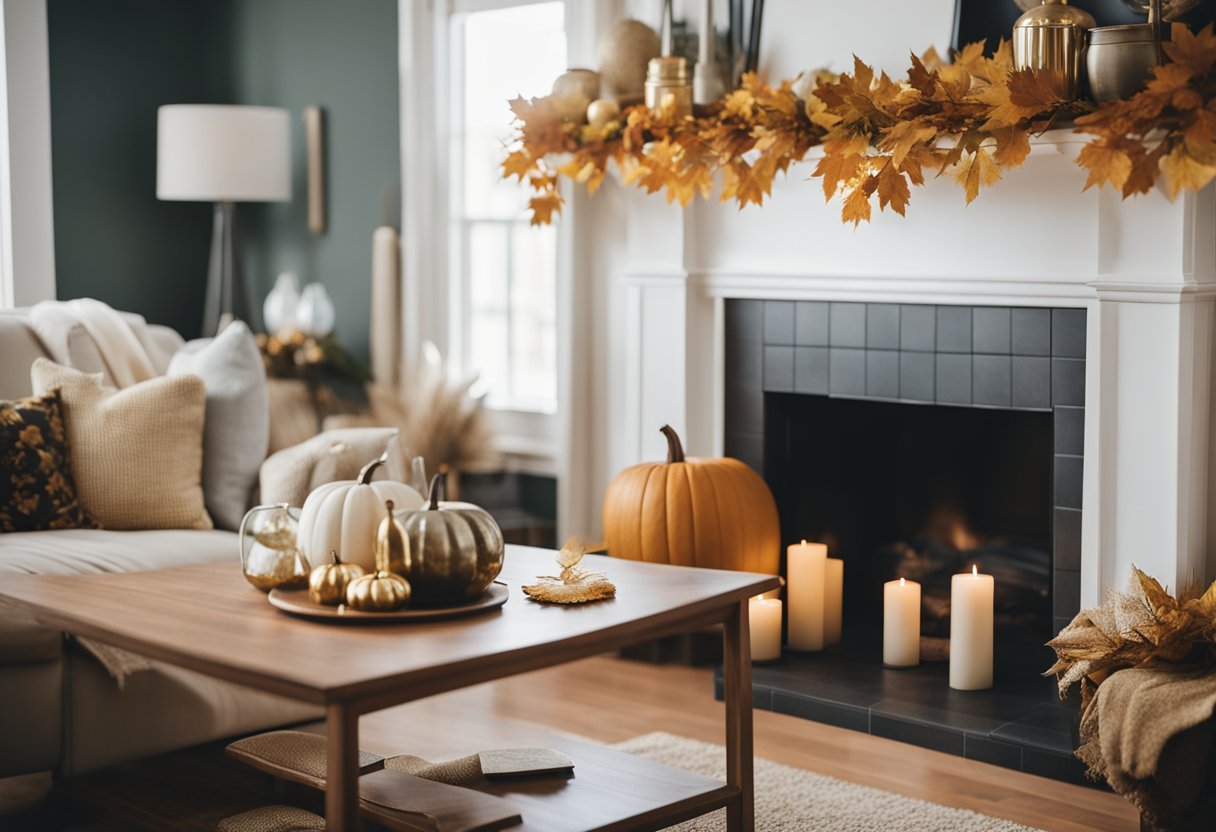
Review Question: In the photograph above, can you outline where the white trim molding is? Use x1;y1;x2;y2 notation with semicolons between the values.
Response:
0;0;55;308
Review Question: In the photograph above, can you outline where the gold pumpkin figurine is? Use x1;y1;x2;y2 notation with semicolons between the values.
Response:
345;571;411;612
308;550;365;606
375;499;411;578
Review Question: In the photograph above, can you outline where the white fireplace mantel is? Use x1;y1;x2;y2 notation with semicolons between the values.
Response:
594;131;1216;605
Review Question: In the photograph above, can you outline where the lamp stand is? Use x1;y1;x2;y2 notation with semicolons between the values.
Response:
202;200;253;336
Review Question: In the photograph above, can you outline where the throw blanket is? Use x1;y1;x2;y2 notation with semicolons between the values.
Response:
1078;666;1216;831
29;298;173;388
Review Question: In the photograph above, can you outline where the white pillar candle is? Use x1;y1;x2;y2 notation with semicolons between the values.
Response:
370;225;402;387
950;564;995;690
787;540;827;651
823;557;843;647
749;596;782;663
883;577;921;668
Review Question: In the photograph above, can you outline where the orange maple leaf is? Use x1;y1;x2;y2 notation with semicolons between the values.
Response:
952;148;1001;204
841;183;872;226
1161;145;1216;199
1077;142;1133;191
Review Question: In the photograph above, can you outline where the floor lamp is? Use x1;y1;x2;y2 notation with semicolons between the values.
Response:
157;105;291;336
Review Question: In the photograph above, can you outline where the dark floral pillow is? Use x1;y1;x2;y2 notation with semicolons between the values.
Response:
0;389;98;532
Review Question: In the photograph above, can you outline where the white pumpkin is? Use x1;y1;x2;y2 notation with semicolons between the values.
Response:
296;454;425;571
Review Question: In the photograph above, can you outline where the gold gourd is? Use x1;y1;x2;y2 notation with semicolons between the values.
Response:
375;499;411;578
308;550;365;606
345;571;412;612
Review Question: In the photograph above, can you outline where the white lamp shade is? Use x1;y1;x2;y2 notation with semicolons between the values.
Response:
157;104;291;202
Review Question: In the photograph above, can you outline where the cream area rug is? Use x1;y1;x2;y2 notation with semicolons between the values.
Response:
611;733;1045;832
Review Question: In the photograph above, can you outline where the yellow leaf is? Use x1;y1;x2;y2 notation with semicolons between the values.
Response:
952;148;1001;205
875;162;910;216
1077;142;1133;191
1161;145;1216;199
812;150;864;200
841;184;872;226
1145;62;1194;97
501;149;534;181
1163;22;1216;78
528;192;562;225
992;127;1031;168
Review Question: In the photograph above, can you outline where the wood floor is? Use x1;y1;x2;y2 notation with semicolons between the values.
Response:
1;655;1137;831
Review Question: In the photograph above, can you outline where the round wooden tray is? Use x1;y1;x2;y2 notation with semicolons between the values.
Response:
267;581;509;623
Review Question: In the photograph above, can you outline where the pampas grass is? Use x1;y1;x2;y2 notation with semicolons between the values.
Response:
325;342;499;478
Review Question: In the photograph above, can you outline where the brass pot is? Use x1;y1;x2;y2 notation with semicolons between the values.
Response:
1012;0;1096;100
1087;24;1167;102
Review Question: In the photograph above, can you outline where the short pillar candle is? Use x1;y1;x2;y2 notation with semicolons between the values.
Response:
883;577;920;668
748;596;782;663
823;558;844;647
787;540;827;651
950;564;994;690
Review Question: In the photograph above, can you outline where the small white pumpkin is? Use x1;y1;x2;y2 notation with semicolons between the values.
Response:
296;453;425;571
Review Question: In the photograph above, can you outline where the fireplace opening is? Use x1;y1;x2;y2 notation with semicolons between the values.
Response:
765;393;1054;669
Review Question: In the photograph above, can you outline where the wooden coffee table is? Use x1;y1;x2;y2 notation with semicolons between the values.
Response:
0;545;778;831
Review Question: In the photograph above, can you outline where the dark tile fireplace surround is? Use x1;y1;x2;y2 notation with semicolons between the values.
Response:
717;299;1091;785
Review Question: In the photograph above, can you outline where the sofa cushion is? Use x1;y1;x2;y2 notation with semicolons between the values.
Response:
31;359;212;531
168;321;269;532
0;528;238;576
1;389;98;532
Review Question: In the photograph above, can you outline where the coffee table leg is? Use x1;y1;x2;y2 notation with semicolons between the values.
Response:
723;599;754;832
326;702;361;831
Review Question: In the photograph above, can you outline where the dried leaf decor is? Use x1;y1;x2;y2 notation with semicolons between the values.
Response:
522;537;617;605
503;24;1216;225
1046;565;1216;714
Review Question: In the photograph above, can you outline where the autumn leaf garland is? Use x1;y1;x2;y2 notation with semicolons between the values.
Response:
503;24;1216;226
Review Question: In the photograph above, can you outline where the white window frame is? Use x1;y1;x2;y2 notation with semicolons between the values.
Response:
0;0;56;309
400;0;574;476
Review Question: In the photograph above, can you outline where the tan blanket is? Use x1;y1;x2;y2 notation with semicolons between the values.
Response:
1079;665;1216;831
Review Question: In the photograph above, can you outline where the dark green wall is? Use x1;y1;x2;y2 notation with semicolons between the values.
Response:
223;0;400;365
47;0;228;339
46;0;399;359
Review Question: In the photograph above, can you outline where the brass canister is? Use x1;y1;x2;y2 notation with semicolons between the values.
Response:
644;56;693;118
1012;0;1096;99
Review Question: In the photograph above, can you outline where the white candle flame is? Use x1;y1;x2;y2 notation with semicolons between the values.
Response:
801;538;807;546
972;564;978;576
899;577;906;587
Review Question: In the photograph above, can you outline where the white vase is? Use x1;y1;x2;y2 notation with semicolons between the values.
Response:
263;272;300;335
296;283;336;337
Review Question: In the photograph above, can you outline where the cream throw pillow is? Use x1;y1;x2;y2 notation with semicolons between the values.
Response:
31;358;212;531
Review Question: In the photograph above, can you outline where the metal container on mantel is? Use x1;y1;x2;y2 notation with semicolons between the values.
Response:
1012;0;1096;100
1088;24;1168;103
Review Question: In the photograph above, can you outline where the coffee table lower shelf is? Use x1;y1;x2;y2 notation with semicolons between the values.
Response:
61;730;738;832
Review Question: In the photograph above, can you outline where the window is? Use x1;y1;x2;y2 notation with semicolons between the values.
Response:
448;2;566;414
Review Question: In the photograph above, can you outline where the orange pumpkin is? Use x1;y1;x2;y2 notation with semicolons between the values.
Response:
603;425;780;575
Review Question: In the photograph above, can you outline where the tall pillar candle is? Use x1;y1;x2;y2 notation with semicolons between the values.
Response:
749;596;782;663
370;225;402;386
823;557;843;647
883;577;920;667
787;540;827;651
950;565;994;690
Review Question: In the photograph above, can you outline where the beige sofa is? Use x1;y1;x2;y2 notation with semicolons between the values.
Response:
0;309;319;778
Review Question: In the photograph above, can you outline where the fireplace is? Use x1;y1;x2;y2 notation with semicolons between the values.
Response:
766;393;1054;667
717;298;1093;784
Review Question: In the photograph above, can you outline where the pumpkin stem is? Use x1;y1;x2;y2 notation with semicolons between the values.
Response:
330;550;340;565
385;499;395;516
426;473;443;510
357;451;390;485
660;425;686;463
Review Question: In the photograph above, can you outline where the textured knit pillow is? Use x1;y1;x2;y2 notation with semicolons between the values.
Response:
168;321;269;531
30;359;212;531
0;389;98;531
